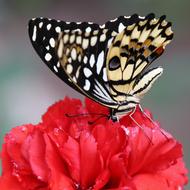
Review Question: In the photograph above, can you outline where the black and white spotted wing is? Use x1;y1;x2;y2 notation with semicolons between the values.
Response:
28;17;119;107
28;18;100;96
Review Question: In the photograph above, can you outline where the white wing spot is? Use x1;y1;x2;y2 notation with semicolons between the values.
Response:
82;38;89;49
76;66;81;78
124;16;131;19
64;34;69;43
100;33;106;42
66;48;70;55
118;23;125;33
110;18;117;22
55;26;61;33
90;54;95;67
47;24;52;30
68;57;72;63
93;30;99;35
107;37;113;47
53;66;58;72
78;54;82;62
90;36;97;46
84;79;91;91
103;68;108;82
69;35;75;44
85;26;91;33
72;77;77;83
83;56;88;64
83;67;92;78
71;48;77;60
96;51;104;74
76;36;82;44
66;64;73;74
49;38;55;47
111;31;118;37
39;22;43;28
64;29;70;33
100;24;105;29
74;28;81;33
57;39;64;58
46;45;50;50
57;62;60;67
32;25;37;41
139;16;145;19
45;53;52;61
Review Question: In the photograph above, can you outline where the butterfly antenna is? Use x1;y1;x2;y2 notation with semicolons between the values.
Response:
129;108;153;145
65;113;90;118
88;114;109;125
139;105;170;141
65;113;109;124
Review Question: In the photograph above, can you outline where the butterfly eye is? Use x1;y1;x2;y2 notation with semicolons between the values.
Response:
109;56;120;70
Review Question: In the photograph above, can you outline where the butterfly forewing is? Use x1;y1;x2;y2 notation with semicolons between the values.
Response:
28;18;100;95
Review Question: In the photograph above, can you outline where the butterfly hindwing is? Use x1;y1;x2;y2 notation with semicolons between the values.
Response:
106;14;173;100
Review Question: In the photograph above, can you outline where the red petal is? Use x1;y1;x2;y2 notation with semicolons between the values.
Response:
133;173;172;190
93;169;110;190
5;125;35;173
0;173;25;190
159;158;188;188
42;97;86;132
80;131;102;189
92;122;127;163
44;134;74;189
60;136;80;182
85;98;109;116
28;130;49;182
109;153;128;187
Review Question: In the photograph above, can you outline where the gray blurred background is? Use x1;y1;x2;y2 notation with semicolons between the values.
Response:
0;0;189;187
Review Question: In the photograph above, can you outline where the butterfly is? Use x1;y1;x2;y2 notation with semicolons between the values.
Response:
28;13;173;121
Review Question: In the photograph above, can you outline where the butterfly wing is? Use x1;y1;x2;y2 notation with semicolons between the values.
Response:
28;17;118;108
105;14;173;101
28;18;100;95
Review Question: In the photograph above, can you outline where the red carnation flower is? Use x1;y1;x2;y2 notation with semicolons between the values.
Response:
0;97;188;190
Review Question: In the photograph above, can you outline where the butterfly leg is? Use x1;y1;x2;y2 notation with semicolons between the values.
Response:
139;105;169;140
110;108;119;122
129;107;153;144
